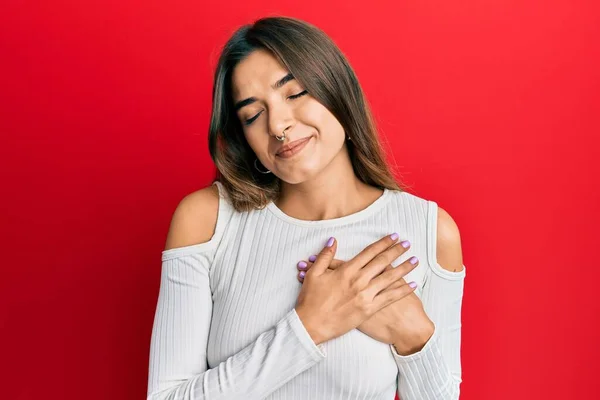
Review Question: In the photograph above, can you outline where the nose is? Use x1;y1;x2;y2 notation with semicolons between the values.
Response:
268;103;295;140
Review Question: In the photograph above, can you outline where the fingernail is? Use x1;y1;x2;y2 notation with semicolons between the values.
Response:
409;256;419;265
326;237;335;247
408;281;417;289
401;240;410;248
308;255;317;262
297;261;308;270
390;232;399;241
299;271;306;279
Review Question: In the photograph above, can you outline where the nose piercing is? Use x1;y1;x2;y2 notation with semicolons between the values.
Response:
276;127;288;142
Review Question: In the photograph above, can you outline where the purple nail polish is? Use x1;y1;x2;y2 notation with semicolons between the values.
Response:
308;255;317;262
299;271;306;279
390;232;399;241
298;261;308;270
401;240;410;248
326;237;335;247
409;256;419;265
408;281;417;289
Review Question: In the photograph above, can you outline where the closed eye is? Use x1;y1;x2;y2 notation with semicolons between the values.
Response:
243;90;309;126
288;90;308;100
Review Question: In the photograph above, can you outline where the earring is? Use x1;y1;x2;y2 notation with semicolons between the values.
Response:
254;158;272;174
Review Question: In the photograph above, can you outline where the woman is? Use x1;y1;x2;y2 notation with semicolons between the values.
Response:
147;16;466;400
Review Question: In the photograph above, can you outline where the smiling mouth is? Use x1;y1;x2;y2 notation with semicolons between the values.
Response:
276;137;312;158
276;137;311;156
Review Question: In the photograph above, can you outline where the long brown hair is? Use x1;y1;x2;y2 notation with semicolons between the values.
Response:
209;16;406;212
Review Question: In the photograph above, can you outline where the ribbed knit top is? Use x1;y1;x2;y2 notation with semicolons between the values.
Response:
147;181;466;399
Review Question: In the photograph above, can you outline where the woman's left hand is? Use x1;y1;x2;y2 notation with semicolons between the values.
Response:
296;255;435;355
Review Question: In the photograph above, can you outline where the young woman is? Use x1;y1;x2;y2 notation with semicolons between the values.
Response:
147;16;466;400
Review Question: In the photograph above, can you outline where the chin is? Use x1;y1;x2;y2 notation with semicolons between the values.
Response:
276;163;322;185
276;172;312;185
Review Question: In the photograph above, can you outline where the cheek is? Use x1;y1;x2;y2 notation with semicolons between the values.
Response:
301;101;344;138
316;113;345;147
243;131;268;155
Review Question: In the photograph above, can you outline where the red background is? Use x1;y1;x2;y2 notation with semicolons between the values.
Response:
1;1;599;399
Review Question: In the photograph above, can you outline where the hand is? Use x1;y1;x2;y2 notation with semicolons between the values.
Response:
296;240;435;355
294;234;419;346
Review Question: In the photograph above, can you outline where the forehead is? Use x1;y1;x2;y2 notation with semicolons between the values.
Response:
231;49;290;100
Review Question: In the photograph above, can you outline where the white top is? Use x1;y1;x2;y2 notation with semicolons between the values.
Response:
147;181;466;399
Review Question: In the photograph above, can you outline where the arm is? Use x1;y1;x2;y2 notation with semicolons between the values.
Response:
147;187;326;400
391;205;466;400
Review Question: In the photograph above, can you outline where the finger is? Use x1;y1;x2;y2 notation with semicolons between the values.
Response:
383;278;407;291
298;259;343;282
358;240;411;283
297;270;306;283
346;233;401;273
298;259;341;285
305;255;344;270
307;237;337;276
297;261;309;271
352;264;394;290
372;280;417;309
364;256;419;297
298;261;340;282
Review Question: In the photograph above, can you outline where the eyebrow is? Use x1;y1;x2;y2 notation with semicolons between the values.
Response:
233;73;296;111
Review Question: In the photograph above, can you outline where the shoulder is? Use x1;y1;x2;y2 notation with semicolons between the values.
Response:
436;206;464;272
164;184;220;251
389;190;464;273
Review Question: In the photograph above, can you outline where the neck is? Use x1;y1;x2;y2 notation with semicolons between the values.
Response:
275;145;383;221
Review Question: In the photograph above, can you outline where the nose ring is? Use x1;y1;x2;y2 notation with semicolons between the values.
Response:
276;127;288;142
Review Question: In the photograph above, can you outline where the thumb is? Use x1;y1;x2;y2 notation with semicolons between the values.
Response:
328;258;345;270
308;237;337;276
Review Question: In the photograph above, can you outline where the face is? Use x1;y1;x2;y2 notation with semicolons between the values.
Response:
231;49;347;184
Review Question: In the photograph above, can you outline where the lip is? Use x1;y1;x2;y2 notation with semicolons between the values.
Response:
276;137;312;158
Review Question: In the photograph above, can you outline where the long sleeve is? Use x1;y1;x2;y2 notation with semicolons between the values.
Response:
391;263;466;400
146;249;327;400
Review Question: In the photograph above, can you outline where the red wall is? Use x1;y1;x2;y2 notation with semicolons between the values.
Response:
2;1;599;399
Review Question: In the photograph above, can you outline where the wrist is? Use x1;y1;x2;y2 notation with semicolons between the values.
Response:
295;307;326;345
392;321;435;356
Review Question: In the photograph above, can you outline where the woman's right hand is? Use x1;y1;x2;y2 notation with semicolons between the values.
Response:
294;234;418;345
